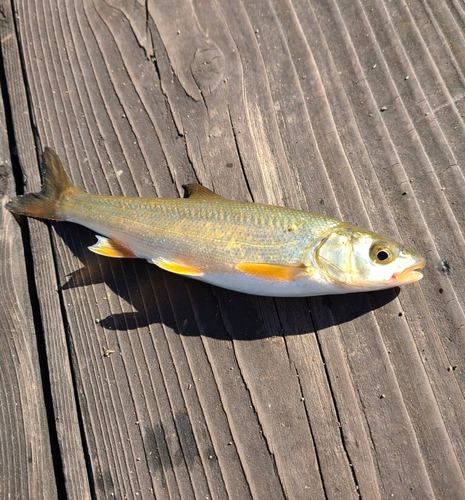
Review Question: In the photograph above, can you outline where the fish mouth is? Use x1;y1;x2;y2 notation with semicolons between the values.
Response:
392;258;426;284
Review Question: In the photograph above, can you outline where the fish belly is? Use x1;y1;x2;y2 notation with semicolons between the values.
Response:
194;271;344;297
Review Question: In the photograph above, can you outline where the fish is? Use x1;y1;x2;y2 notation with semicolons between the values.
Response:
5;148;425;297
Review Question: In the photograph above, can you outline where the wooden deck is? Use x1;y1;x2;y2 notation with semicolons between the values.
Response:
1;1;465;498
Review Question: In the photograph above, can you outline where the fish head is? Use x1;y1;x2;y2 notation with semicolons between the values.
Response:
313;223;425;291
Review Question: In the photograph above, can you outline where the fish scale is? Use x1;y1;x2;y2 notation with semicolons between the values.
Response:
61;193;333;265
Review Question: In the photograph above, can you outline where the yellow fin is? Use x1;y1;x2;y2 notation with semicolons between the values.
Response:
152;257;204;277
235;262;307;282
183;183;222;199
88;236;137;258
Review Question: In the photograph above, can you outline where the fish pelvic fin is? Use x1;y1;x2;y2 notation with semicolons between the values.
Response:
235;262;308;282
5;147;80;221
150;257;204;277
88;236;137;258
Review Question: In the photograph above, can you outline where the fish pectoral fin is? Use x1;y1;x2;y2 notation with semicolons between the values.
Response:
151;257;204;277
182;183;223;199
235;262;308;282
88;236;137;258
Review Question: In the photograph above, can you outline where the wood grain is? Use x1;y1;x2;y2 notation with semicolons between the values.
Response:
0;1;93;498
1;0;465;498
0;28;57;500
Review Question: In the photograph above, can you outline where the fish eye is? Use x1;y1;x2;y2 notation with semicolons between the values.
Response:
377;250;390;261
370;242;395;265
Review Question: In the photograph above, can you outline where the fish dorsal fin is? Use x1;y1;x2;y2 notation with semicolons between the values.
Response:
183;184;222;199
88;236;137;258
235;262;309;282
150;257;204;277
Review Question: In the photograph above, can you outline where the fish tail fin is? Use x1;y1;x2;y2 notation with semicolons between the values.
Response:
6;147;79;221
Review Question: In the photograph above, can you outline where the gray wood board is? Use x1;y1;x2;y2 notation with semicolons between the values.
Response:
2;0;464;498
0;16;57;500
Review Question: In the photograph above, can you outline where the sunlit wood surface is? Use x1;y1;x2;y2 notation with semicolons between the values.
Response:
1;1;464;498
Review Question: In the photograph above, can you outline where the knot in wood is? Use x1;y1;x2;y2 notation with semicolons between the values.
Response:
190;42;225;96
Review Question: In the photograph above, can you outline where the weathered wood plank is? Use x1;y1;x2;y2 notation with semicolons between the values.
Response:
0;38;57;500
0;1;92;498
3;0;465;498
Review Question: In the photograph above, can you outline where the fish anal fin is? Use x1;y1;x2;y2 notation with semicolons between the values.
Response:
151;257;204;277
183;184;222;199
88;236;137;258
235;262;308;282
